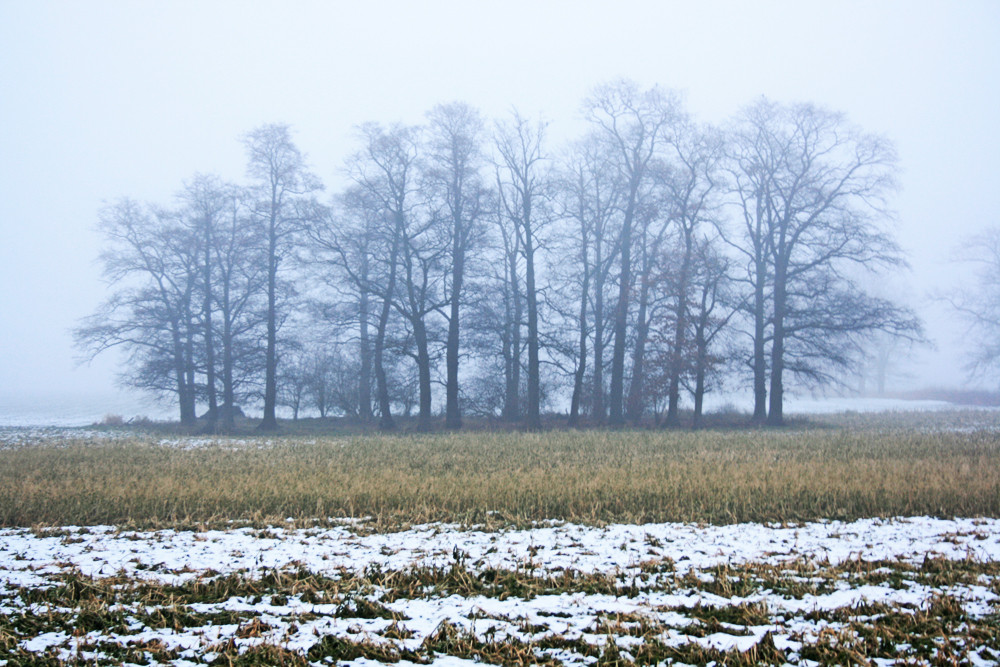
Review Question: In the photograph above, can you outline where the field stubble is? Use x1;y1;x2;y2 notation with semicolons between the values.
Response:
3;412;1000;665
1;412;998;529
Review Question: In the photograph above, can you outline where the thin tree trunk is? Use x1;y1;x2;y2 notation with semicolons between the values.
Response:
400;228;432;431
373;296;393;429
501;281;513;418
524;222;540;430
358;265;373;422
767;260;786;426
446;235;464;429
626;262;650;424
692;296;710;430
221;289;235;431
752;259;768;424
172;320;196;426
184;318;197;424
569;235;590;427
375;218;401;430
665;233;694;427
692;359;706;429
202;231;218;431
260;211;279;430
511;285;522;420
592;239;606;423
414;317;433;431
608;200;634;427
503;244;521;421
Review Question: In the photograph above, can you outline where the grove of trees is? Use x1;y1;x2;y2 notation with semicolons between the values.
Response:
77;80;921;430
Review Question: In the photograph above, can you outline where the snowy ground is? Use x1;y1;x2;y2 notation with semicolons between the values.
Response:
776;396;954;414
3;517;999;665
0;391;173;429
0;392;980;429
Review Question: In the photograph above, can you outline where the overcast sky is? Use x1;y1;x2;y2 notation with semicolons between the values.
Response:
1;0;998;414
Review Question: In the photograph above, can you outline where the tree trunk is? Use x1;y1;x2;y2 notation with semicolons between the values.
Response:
752;257;768;424
524;221;541;430
202;235;218;430
503;246;521;421
446;235;464;429
317;383;327;418
626;257;650;424
592;239;606;423
692;356;706;430
569;235;590;427
767;259;787;426
692;305;710;430
221;291;235;432
413;316;433;431
374;218;401;430
184;317;197;424
358;274;373;422
665;233;694;427
501;284;513;418
259;213;279;431
171;320;196;426
608;199;635;426
373;295;393;429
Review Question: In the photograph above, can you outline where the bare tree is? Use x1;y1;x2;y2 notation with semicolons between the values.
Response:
461;192;526;422
425;102;488;429
686;235;740;428
243;123;323;431
657;122;725;426
305;186;384;422
495;110;550;429
76;199;201;425
727;99;920;425
563;137;624;424
281;343;361;419
947;227;1000;385
344;123;420;429
393;189;447;431
177;174;229;429
278;344;310;420
725;102;776;423
339;121;451;431
210;184;267;430
497;198;524;421
584;80;681;426
624;197;670;424
554;149;595;426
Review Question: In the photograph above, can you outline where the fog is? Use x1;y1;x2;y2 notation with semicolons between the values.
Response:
1;0;998;420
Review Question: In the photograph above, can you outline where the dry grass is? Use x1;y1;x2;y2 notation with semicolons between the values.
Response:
1;411;999;529
5;554;1000;666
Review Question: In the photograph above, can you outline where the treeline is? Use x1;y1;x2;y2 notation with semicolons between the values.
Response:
76;80;921;431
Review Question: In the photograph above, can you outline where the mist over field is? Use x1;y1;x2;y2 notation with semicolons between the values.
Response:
1;0;998;424
6;7;1000;661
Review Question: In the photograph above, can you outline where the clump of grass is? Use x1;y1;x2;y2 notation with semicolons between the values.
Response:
633;633;788;666
421;620;562;666
2;416;1000;529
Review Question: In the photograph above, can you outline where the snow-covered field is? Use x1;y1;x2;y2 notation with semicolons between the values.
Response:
0;391;174;429
3;517;999;665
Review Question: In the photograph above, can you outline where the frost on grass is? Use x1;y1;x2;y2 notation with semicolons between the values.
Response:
2;517;1000;665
